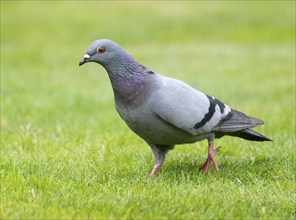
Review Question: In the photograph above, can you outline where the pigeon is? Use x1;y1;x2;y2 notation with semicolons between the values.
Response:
79;39;271;177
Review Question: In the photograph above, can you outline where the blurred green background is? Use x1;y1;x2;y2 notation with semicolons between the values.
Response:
1;1;295;219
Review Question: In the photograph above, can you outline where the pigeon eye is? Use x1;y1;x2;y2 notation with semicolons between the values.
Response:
97;47;106;54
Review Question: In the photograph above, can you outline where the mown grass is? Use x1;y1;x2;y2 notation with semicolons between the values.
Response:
1;1;295;219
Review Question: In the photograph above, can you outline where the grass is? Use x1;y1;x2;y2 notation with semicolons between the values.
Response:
1;1;295;219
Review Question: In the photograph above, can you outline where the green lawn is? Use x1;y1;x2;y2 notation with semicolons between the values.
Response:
1;1;295;219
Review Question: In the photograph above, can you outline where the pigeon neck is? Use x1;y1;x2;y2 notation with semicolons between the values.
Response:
103;56;150;102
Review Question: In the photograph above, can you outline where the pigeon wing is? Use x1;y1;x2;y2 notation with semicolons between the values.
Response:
152;76;230;136
212;109;264;132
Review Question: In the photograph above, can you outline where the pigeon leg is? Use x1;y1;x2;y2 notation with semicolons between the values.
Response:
149;144;170;177
203;140;221;173
151;163;163;177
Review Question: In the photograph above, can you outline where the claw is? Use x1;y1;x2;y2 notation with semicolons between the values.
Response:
214;146;222;153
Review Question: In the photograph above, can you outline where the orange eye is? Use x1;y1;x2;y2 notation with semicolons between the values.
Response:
97;47;105;54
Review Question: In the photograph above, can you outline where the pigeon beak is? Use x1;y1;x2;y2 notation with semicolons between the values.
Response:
79;54;91;66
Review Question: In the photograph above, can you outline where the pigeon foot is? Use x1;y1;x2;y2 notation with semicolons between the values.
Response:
150;163;163;178
203;142;221;173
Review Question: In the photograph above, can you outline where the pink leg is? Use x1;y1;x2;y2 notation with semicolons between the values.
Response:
149;144;169;178
203;140;221;173
150;163;163;178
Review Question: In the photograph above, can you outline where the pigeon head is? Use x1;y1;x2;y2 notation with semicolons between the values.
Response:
79;39;152;100
79;39;130;67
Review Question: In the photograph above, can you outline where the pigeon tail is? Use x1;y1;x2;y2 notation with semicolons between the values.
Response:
216;128;272;141
229;128;272;141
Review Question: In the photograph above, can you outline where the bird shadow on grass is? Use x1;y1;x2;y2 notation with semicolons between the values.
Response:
161;155;283;182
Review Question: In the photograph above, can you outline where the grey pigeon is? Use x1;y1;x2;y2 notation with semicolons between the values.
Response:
79;39;271;177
